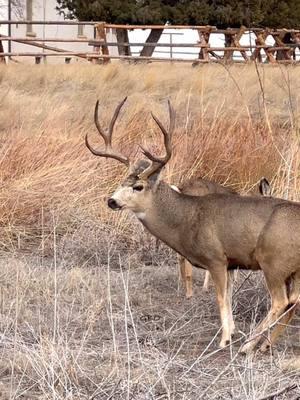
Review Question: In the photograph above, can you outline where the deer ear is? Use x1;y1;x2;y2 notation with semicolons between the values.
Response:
148;168;163;188
259;177;272;197
129;159;151;176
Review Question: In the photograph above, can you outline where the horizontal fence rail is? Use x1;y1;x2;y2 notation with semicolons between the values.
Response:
0;20;300;65
3;20;300;33
0;20;96;25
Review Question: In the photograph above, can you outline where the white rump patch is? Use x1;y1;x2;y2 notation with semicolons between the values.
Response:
171;185;181;193
135;212;146;220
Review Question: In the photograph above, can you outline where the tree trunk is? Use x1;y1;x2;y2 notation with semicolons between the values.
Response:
276;33;293;61
224;33;234;62
0;40;6;64
116;29;131;56
140;29;163;57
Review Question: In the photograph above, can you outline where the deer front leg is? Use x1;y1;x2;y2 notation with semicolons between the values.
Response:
203;271;210;291
210;265;232;348
205;270;235;336
179;256;193;298
227;270;235;336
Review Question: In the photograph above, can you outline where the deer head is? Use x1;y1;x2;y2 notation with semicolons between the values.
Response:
85;98;175;214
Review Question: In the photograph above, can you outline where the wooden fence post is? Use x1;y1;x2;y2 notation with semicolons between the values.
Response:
251;30;275;63
224;29;235;62
196;27;211;61
0;39;6;64
234;26;248;61
93;22;110;64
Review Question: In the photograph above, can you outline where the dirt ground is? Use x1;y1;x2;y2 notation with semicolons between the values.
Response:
0;230;299;399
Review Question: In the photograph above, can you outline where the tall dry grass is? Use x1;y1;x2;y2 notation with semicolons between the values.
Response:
0;62;300;252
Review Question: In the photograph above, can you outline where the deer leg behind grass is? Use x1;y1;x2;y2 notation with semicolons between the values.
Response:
242;205;300;354
203;270;210;291
260;270;300;352
227;270;236;335
241;273;289;354
203;268;238;290
179;256;193;298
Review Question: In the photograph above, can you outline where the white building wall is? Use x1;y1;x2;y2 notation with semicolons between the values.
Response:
6;0;118;63
0;2;8;51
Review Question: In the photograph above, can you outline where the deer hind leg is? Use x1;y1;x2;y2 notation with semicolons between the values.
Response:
203;271;210;291
210;264;232;348
241;273;289;354
227;271;235;336
260;271;300;352
203;269;232;293
179;256;193;298
232;269;239;284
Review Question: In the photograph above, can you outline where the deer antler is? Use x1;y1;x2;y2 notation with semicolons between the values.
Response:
139;100;175;179
85;97;130;166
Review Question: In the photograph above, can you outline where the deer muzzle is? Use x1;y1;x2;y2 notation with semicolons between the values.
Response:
107;198;122;210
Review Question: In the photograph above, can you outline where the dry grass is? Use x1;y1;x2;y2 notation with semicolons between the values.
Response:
0;62;299;398
1;63;300;251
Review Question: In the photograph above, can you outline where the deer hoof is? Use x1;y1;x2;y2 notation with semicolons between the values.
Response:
240;341;256;354
259;341;271;353
219;338;231;348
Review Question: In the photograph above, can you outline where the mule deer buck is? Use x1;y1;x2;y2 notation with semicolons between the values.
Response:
176;177;272;298
86;98;300;353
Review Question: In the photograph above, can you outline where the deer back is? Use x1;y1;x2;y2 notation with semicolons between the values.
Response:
178;177;237;196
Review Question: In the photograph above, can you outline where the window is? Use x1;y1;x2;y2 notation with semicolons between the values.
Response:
77;24;85;37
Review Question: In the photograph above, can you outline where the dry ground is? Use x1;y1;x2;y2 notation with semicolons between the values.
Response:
0;62;299;399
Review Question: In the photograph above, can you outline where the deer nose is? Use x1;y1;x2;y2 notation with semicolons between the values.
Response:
108;198;119;209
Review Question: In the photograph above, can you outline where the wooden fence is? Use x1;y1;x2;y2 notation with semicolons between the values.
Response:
0;21;300;65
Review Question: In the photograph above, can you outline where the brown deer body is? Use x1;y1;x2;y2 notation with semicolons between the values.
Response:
177;177;272;298
86;98;299;353
175;178;237;298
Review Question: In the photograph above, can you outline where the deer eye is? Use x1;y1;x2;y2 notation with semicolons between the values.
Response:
133;185;144;192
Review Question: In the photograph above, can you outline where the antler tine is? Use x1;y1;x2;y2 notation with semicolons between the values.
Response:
140;146;160;162
108;96;128;136
94;100;107;142
167;100;176;136
139;100;175;179
85;98;130;166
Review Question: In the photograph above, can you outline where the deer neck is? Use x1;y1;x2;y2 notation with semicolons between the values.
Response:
134;181;191;252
